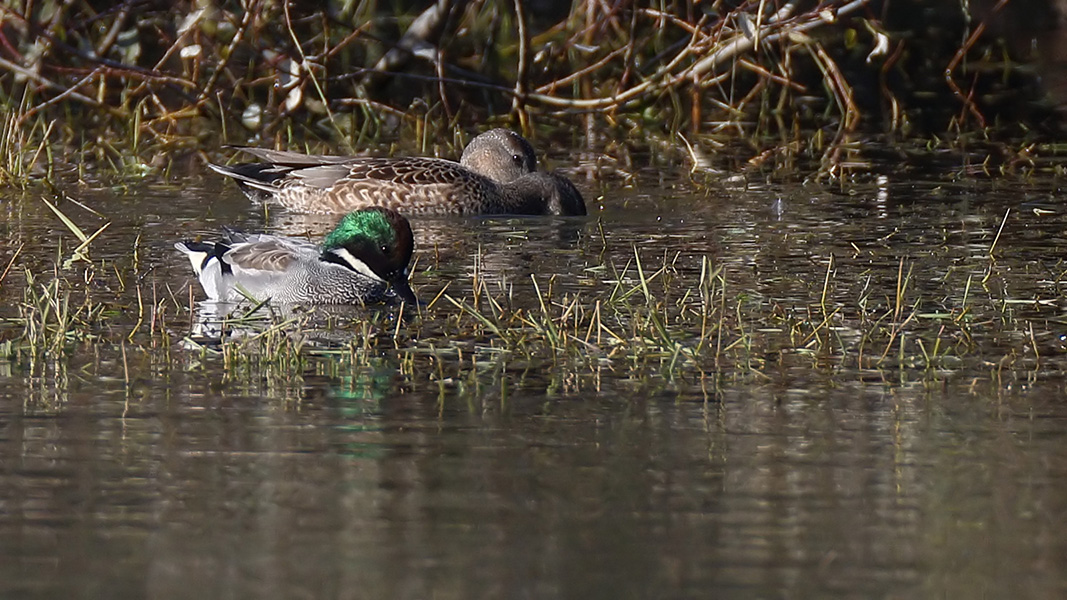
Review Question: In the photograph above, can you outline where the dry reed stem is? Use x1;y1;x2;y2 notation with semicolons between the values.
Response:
945;0;1014;129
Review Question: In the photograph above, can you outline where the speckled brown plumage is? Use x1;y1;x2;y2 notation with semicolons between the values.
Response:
208;129;586;217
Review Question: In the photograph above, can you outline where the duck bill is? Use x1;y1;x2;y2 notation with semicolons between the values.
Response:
390;271;417;305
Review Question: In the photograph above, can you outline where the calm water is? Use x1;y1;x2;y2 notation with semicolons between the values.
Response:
3;159;1067;599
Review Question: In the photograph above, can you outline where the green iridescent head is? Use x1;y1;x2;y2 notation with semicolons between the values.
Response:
324;208;397;250
322;207;416;303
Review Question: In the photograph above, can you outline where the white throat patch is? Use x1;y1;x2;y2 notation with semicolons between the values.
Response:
330;247;384;282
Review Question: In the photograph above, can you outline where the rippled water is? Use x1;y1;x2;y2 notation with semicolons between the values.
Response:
3;160;1067;598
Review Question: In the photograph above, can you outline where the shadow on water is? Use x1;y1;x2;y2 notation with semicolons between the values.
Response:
3;159;1067;598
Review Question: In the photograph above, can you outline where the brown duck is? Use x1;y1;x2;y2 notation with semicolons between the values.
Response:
208;129;586;217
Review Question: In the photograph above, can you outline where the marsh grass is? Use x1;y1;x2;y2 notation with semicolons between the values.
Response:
7;225;1052;377
0;0;1037;185
14;268;103;362
1;200;127;369
0;94;55;186
0;201;1054;402
389;246;1017;385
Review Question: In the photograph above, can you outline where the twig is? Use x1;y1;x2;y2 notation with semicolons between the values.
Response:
196;1;259;104
0;243;23;289
94;4;131;58
18;67;110;124
944;0;1012;129
0;56;103;112
526;0;870;110
511;0;530;131
989;208;1010;258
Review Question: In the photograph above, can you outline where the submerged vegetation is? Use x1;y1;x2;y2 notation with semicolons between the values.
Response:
1;1;1065;400
1;190;1063;408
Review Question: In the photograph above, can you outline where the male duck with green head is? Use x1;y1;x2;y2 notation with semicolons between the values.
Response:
176;207;416;305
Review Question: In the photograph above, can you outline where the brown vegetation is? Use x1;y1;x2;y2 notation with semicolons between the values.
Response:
0;0;1055;180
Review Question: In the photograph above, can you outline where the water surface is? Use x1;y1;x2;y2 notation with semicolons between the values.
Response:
2;160;1067;598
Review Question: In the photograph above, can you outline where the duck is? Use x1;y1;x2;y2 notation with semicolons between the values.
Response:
207;128;587;217
175;206;416;305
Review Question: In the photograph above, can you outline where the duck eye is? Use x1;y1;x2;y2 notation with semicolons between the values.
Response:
512;154;523;166
380;245;389;254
